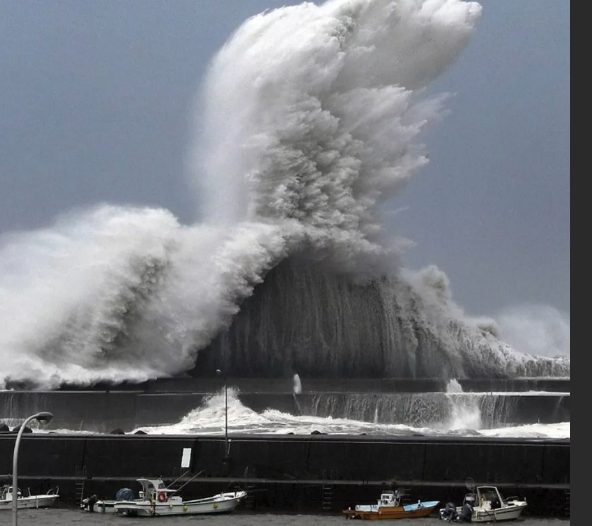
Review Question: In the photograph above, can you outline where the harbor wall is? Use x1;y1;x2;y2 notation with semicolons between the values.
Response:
0;391;570;433
0;434;570;517
47;377;571;393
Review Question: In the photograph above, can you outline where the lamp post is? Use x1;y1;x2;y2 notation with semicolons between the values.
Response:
12;412;53;526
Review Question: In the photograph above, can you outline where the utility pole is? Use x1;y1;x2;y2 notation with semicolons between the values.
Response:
216;369;230;475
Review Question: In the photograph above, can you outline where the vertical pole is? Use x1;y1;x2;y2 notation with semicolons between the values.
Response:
216;370;229;474
224;377;229;455
11;412;53;526
13;416;33;526
12;422;26;526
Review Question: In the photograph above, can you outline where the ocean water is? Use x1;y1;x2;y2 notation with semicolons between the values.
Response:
0;509;571;526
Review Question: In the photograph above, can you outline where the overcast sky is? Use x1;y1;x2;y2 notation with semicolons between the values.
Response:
0;0;570;322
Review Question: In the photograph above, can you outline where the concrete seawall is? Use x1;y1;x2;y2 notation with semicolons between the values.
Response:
0;434;570;518
48;377;571;393
0;390;570;433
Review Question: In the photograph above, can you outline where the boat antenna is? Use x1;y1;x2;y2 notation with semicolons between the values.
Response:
166;470;205;494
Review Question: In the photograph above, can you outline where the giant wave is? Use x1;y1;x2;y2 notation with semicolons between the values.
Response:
0;0;569;389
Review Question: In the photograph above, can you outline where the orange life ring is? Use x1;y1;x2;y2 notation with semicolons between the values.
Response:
158;492;167;503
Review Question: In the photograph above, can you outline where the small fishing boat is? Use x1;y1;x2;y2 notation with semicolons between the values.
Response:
439;484;527;523
83;477;247;517
343;489;440;520
81;493;118;514
0;484;60;511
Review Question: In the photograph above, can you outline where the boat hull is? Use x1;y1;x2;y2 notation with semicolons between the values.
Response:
114;491;246;517
0;495;59;511
88;500;118;514
115;499;241;517
344;501;440;520
470;503;527;523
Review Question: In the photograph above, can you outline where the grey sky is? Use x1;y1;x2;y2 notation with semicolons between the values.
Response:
0;0;570;320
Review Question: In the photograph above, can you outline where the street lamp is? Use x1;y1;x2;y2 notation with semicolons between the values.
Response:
12;412;53;526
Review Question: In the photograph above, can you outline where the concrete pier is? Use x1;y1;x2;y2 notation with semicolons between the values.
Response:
0;433;570;518
0;378;570;518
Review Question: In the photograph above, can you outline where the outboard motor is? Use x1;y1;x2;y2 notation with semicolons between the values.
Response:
458;493;476;523
81;494;98;512
458;502;473;522
440;502;458;521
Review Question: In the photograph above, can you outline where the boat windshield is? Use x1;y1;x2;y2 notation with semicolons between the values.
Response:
479;487;502;504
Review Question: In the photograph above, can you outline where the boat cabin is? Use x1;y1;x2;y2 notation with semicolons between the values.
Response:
1;486;22;501
136;479;166;500
378;490;402;508
134;479;179;503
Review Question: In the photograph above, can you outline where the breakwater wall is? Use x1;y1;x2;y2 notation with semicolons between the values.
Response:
50;377;571;393
0;434;570;518
0;390;570;433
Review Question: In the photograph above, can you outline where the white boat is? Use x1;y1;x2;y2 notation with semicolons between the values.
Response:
81;494;117;514
439;485;527;523
84;478;247;517
0;484;60;511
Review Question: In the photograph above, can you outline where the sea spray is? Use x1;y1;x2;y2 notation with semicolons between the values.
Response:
0;0;569;388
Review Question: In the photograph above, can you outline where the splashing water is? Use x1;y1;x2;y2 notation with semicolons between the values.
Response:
0;0;569;389
293;374;303;395
132;389;569;440
441;379;483;431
